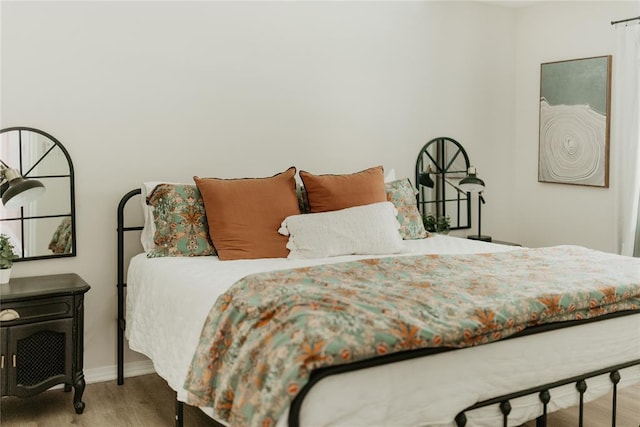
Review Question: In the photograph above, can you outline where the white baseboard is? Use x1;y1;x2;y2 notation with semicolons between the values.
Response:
83;360;156;384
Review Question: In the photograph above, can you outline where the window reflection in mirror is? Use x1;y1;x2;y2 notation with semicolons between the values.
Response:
415;137;471;231
0;127;76;260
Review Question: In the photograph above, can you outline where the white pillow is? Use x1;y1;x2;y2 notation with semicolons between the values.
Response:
279;202;404;259
384;167;396;183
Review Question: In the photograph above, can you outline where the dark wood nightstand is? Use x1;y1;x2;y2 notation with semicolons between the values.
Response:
0;273;90;414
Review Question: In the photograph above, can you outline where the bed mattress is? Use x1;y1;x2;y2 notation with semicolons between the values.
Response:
125;235;640;426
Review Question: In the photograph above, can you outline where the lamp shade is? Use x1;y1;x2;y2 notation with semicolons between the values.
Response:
1;168;46;208
459;167;485;193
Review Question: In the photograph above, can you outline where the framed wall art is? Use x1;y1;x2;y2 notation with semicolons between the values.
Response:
538;55;611;187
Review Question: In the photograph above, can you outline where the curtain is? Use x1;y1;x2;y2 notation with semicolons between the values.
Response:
613;21;640;257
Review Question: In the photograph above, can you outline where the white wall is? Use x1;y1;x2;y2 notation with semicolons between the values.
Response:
513;1;640;251
1;1;517;375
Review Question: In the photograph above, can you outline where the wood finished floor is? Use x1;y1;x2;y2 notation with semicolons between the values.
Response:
1;374;638;426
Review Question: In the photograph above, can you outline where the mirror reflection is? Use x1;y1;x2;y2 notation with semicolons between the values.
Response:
0;127;76;260
415;137;471;230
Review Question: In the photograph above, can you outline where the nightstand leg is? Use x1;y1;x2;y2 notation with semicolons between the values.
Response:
64;383;72;392
73;374;86;414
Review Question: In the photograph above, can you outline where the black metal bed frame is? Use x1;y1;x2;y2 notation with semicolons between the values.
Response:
117;188;640;427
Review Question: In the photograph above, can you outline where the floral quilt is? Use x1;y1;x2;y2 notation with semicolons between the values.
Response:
184;246;640;427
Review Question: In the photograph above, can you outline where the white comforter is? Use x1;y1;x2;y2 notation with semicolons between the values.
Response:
126;235;640;426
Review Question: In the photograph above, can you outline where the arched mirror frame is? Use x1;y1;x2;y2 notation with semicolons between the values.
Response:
0;127;76;261
415;137;472;230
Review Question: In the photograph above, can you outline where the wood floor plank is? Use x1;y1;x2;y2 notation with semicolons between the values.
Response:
0;375;217;427
1;374;638;426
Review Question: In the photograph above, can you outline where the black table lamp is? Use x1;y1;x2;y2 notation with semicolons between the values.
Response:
459;167;491;242
0;163;46;208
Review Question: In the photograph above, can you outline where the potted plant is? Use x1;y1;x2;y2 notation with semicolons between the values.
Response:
422;214;451;234
437;214;451;234
423;214;437;233
0;233;18;284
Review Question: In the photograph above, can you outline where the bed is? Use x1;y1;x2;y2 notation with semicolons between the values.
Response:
116;173;640;427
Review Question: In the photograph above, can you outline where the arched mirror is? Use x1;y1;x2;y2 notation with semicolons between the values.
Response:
415;137;471;230
0;127;76;260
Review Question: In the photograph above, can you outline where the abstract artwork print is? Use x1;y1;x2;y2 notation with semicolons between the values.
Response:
539;56;611;187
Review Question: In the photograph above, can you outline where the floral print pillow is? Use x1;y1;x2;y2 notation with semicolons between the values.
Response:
385;178;428;239
146;184;216;257
48;217;73;254
295;183;310;214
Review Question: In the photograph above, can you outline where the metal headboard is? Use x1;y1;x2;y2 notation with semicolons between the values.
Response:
116;188;142;385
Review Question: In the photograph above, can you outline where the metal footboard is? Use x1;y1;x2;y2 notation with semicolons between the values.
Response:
454;359;640;427
287;338;639;427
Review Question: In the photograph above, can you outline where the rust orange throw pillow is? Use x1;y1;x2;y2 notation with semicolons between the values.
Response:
299;165;387;213
194;167;300;260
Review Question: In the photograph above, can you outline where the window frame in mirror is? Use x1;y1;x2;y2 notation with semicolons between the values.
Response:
0;127;76;261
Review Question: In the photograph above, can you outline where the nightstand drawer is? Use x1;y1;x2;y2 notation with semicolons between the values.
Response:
0;297;73;326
